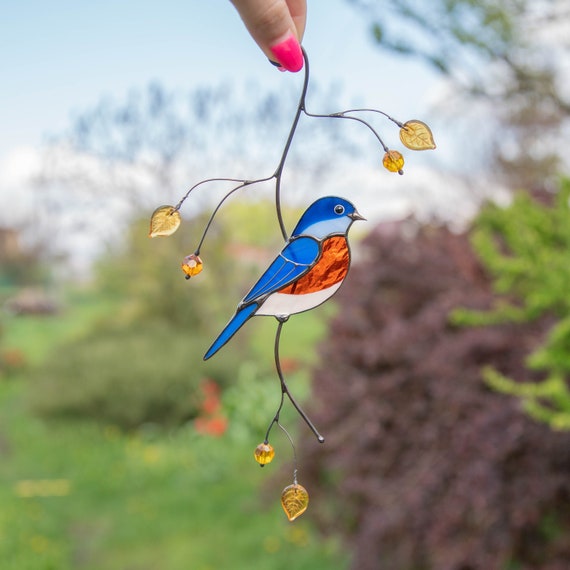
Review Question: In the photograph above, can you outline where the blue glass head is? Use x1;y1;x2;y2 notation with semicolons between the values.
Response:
291;196;364;239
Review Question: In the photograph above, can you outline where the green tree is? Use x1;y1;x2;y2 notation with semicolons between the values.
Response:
351;0;570;188
452;178;570;429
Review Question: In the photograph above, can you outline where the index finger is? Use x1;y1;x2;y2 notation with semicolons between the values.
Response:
230;0;307;70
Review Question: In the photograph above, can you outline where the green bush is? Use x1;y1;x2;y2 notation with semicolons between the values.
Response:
453;178;570;430
28;322;241;429
26;204;274;428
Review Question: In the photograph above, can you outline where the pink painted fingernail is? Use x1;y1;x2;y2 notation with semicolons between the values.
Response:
269;32;303;73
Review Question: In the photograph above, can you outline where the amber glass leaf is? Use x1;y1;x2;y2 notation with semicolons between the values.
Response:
254;442;275;467
399;120;436;151
382;150;404;174
281;483;309;521
149;205;181;238
181;254;203;280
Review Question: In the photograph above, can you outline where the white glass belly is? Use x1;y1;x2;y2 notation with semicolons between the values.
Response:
255;282;343;318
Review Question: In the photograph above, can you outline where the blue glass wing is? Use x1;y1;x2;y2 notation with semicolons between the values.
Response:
242;236;320;304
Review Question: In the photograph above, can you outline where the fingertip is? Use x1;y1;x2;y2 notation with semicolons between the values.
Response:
269;31;304;72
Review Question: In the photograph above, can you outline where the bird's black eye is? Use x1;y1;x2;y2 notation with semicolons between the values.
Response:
334;204;345;215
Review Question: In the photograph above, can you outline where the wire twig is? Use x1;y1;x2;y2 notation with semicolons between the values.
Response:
270;320;324;443
176;48;416;254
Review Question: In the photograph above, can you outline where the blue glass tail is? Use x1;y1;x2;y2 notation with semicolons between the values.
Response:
203;303;258;360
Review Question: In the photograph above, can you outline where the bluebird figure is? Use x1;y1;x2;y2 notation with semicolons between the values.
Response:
204;196;365;360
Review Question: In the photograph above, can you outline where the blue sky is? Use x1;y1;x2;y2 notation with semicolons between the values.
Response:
1;0;438;159
2;0;464;263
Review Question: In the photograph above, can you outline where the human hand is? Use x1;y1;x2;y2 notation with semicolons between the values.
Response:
229;0;307;72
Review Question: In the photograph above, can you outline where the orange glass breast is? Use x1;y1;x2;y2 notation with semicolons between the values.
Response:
279;236;349;295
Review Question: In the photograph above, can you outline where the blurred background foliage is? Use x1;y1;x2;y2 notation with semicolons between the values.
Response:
27;202;295;428
351;0;570;189
300;185;570;569
1;0;570;569
459;179;570;431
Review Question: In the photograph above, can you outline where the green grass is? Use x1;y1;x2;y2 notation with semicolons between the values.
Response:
0;386;346;569
2;287;118;365
0;289;348;569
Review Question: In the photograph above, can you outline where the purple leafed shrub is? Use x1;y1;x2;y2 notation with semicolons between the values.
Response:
301;220;570;570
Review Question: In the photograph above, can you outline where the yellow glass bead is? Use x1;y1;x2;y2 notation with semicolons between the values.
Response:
382;150;405;175
254;442;275;467
181;254;203;280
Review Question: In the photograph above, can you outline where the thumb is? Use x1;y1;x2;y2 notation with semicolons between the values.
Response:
230;0;306;72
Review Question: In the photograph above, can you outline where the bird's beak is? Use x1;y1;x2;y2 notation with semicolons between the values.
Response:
349;210;366;222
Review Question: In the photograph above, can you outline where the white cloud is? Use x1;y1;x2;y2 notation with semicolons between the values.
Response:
0;137;511;278
0;146;43;225
0;146;41;186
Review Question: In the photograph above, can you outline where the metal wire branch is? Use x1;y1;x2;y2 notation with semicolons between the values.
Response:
264;320;324;444
175;47;413;256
